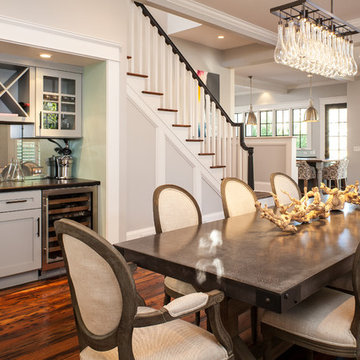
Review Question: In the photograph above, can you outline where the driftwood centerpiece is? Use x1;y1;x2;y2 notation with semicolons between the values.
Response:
321;181;360;210
255;187;330;233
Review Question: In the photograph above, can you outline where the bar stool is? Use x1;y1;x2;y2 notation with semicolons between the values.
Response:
322;158;349;189
296;160;316;191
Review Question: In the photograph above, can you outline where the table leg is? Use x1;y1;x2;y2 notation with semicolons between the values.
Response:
220;298;256;360
315;162;323;188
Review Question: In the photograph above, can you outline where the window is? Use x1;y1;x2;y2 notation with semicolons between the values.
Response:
325;103;347;160
260;110;272;136
292;108;308;148
17;140;39;164
275;110;290;136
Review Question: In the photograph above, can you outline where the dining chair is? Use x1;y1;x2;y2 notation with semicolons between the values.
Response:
54;218;235;360
153;184;202;325
296;160;316;191
220;177;258;344
261;239;360;360
221;177;257;218
270;172;301;205
322;158;349;189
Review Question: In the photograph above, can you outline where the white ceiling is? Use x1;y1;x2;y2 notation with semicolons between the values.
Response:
147;0;360;90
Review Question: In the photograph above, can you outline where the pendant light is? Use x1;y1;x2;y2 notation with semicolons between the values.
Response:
246;76;257;125
304;74;318;122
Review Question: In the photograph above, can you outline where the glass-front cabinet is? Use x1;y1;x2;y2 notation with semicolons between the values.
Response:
36;68;81;138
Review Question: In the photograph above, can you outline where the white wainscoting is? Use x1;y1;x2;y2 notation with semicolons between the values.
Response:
242;136;297;192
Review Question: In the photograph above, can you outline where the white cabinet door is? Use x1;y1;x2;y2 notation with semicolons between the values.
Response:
36;68;82;138
0;209;41;277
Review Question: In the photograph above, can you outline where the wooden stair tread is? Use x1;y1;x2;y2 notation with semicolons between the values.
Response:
173;124;191;128
158;108;178;112
186;139;204;142
127;56;132;59
142;90;163;96
210;165;226;168
127;72;148;78
198;152;215;156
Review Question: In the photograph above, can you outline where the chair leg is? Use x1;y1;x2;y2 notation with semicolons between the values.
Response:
195;311;201;326
304;179;308;191
251;306;258;344
163;293;171;306
262;329;273;360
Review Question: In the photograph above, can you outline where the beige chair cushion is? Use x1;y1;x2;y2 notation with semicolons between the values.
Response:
158;188;199;232
80;317;228;360
63;234;123;336
328;271;353;293
273;174;300;205
262;288;356;349
223;180;256;217
164;276;196;296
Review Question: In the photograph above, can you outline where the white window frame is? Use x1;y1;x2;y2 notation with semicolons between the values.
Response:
235;100;311;150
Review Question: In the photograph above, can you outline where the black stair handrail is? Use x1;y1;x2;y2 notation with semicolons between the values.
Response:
134;1;254;189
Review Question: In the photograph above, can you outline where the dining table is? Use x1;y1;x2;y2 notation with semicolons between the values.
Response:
114;202;360;359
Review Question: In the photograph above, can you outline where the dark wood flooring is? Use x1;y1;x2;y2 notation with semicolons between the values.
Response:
0;267;340;359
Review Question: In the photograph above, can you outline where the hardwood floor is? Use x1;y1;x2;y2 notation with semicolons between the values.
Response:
0;267;339;359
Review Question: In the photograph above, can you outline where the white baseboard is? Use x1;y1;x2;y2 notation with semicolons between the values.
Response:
126;211;224;241
255;181;271;192
126;226;155;241
203;211;224;223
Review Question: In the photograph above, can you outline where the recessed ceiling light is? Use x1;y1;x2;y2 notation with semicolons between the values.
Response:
217;35;224;39
40;53;52;59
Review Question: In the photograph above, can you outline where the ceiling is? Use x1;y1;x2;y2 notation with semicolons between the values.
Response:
149;0;360;90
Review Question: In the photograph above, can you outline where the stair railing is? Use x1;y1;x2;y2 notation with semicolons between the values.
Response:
130;1;254;188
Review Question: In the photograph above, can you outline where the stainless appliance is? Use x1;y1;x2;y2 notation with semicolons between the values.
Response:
56;155;73;179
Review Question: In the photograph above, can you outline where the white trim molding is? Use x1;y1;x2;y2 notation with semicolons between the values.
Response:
0;15;125;244
143;0;277;45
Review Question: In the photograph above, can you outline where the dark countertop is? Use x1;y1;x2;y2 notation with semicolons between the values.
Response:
0;178;100;192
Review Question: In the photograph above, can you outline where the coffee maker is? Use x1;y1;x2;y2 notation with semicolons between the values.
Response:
47;139;74;179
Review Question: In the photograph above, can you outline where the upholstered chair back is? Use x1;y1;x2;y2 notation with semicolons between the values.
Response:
270;172;301;205
153;185;202;233
297;160;316;180
221;178;257;218
54;219;137;354
323;158;349;181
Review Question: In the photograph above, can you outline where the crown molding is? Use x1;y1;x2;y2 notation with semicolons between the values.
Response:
142;0;277;45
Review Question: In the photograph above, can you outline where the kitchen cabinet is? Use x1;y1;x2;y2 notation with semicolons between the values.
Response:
0;191;41;278
35;68;82;138
0;63;35;124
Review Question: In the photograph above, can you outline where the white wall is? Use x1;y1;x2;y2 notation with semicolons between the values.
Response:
346;79;360;184
170;37;235;117
236;83;347;158
0;0;128;45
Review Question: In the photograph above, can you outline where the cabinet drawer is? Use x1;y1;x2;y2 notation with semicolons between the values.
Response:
0;191;41;212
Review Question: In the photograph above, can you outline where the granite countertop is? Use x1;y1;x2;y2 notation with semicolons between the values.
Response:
0;178;100;192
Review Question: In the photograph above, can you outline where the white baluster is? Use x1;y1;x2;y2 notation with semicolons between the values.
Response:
174;54;180;124
159;37;166;107
151;26;159;92
216;109;221;166
128;3;135;73
221;114;226;168
144;17;152;90
181;63;187;125
166;45;173;110
137;6;143;74
193;78;198;139
199;87;205;152
226;122;232;177
211;102;216;160
205;94;210;153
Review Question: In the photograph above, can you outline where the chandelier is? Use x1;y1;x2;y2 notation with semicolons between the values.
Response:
270;0;359;78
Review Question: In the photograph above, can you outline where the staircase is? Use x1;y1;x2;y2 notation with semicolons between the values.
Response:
127;1;254;188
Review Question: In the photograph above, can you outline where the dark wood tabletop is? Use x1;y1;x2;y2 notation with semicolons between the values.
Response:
115;203;360;313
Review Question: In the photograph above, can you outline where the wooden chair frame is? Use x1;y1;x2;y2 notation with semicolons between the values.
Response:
221;177;257;219
55;219;235;360
270;172;301;200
